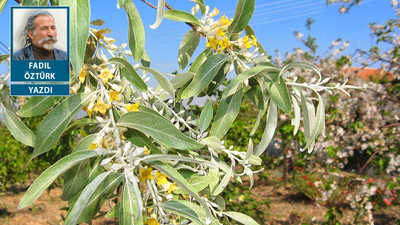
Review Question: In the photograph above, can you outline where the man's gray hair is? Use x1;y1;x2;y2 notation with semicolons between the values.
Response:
22;10;54;47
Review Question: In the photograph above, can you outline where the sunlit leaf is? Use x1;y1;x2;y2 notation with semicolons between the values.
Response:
224;211;259;225
18;149;108;209
164;10;201;26
60;0;90;76
139;67;175;101
171;72;194;89
182;54;230;99
22;0;47;6
33;93;92;159
124;1;145;61
120;179;143;225
199;101;213;133
17;96;60;117
189;48;213;73
109;57;147;92
254;101;277;156
1;103;35;147
265;73;292;114
210;90;243;139
228;0;255;35
0;54;9;63
149;0;165;29
178;29;200;70
117;107;204;150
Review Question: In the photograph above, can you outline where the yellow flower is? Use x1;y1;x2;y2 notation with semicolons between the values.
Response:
144;146;151;155
93;99;111;115
209;7;220;17
83;101;95;117
251;35;258;47
156;172;168;186
126;101;140;112
167;182;176;194
98;67;114;84
94;28;115;45
219;15;232;26
144;218;159;225
89;143;98;150
79;66;87;83
216;27;225;37
140;167;153;182
206;36;219;50
109;90;119;101
219;36;231;50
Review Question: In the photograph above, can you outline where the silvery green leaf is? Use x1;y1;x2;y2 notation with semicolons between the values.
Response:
19;149;108;209
265;73;292;114
72;133;97;152
199;101;213;133
245;85;266;111
22;0;47;6
64;171;112;225
201;136;222;150
123;1;145;61
223;65;279;99
139;67;175;101
212;166;233;196
140;50;151;67
105;202;120;218
228;0;255;35
60;0;90;76
250;99;268;136
164;10;201;26
254;101;278;156
120;178;143;225
124;129;163;154
178;29;200;70
171;72;194;89
224;211;259;225
1;103;35;147
189;48;213;73
117;107;204;150
174;174;212;194
149;0;165;29
16;96;60;117
161;200;204;224
210;90;243;139
291;95;301;136
60;160;88;201
109;57;147;92
150;161;212;224
300;90;315;150
182;54;230;99
280;61;322;83
302;93;325;153
142;155;216;169
33;93;92;159
63;118;97;135
246;138;253;160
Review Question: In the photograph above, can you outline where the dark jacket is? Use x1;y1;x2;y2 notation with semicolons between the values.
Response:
13;44;67;60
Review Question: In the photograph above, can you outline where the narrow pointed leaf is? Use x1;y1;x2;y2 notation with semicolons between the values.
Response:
0;54;8;62
0;0;8;15
22;0;47;6
254;101;278;156
109;57;147;92
105;202;120;218
178;29;200;70
77;172;123;223
174;174;212;194
182;54;230;99
117;107;204;150
303;93;325;153
1;104;35;147
33;94;92;158
171;72;194;89
199;101;213;133
73;133;97;152
210;90;243;139
280;61;321;82
223;65;279;99
291;95;301;135
149;0;165;29
18;149;108;209
211;166;233;196
120;179;143;225
64;171;112;225
61;160;88;200
162;200;203;224
139;67;175;100
124;129;162;154
124;1;145;61
228;0;255;35
17;96;60;117
189;48;213;73
224;211;259;225
164;10;201;26
151;161;212;224
60;0;90;76
300;90;315;146
265;74;292;114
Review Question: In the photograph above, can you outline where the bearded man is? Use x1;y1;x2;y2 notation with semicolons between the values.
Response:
13;10;67;60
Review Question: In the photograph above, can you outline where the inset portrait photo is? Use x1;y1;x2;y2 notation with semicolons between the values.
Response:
11;7;68;60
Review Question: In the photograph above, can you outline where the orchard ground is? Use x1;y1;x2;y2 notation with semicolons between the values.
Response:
0;169;399;225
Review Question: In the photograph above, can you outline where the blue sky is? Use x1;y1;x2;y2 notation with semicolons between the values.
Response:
0;0;397;74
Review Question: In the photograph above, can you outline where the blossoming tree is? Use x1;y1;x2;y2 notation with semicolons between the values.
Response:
0;0;359;224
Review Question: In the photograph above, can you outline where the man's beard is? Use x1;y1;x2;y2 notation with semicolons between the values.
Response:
38;37;58;50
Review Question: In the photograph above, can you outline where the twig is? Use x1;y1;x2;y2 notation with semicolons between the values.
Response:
379;122;400;129
140;0;157;9
360;148;380;173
